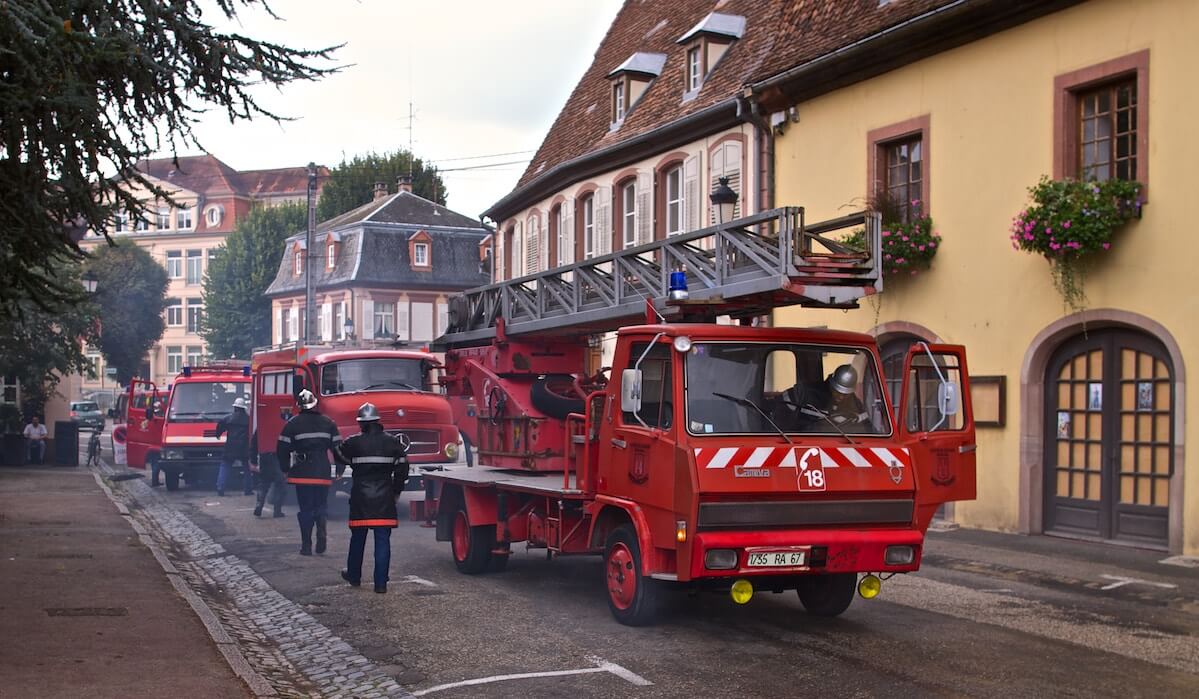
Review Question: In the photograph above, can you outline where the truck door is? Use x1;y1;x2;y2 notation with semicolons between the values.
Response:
253;364;301;459
610;341;677;511
897;343;976;530
124;380;161;469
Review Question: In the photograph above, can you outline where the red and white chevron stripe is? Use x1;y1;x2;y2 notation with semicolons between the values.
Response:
693;446;911;470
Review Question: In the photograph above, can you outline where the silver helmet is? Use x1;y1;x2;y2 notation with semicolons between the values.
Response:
356;402;381;422
297;388;318;410
829;364;859;395
232;397;248;410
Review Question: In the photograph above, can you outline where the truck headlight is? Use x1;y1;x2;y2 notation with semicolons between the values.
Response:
444;442;458;460
884;545;915;565
704;549;738;570
163;449;184;460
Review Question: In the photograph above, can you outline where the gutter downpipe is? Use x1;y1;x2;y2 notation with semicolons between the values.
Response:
735;93;774;333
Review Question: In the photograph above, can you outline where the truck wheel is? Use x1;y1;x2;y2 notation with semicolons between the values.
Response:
165;469;180;492
450;507;494;575
530;374;585;419
796;573;856;617
604;525;657;626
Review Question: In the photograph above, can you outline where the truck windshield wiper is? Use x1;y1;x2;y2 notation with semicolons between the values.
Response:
712;392;793;446
801;404;858;445
359;380;420;392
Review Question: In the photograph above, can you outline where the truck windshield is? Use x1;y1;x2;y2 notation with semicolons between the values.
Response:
167;382;248;422
320;359;427;395
685;343;891;436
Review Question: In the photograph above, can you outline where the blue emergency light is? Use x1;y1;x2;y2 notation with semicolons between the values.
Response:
668;270;689;302
182;366;192;377
242;366;251;377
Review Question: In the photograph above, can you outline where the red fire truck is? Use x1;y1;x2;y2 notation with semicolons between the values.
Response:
425;207;977;625
250;345;460;488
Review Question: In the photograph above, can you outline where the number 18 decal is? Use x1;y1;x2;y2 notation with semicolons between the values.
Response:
797;447;826;492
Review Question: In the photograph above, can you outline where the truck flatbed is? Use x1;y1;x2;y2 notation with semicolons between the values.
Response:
429;466;584;499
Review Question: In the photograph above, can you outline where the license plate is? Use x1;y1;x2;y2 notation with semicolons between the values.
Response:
746;550;806;567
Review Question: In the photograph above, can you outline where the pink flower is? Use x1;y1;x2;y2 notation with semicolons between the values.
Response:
929;241;937;247
1063;221;1072;229
881;231;890;237
895;257;907;265
911;199;920;207
1045;227;1053;234
1102;242;1111;250
910;270;918;276
1049;242;1061;251
901;235;909;242
1024;233;1034;241
1012;241;1019;250
918;245;926;251
884;253;892;260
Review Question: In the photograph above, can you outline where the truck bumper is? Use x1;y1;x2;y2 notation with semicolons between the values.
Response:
686;528;924;582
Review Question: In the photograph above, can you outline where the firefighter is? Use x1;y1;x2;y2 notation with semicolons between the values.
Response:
336;402;408;594
277;388;341;556
214;397;251;496
250;429;286;518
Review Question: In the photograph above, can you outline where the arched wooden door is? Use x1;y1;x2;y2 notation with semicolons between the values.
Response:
1043;329;1173;548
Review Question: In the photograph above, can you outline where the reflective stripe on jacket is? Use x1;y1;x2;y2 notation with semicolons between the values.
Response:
277;409;342;485
337;428;408;528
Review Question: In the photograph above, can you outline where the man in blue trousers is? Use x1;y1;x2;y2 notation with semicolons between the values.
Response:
277;389;341;556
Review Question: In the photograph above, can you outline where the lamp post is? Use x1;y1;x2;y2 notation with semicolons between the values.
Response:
81;270;98;295
304;162;318;343
343;317;354;342
710;176;738;225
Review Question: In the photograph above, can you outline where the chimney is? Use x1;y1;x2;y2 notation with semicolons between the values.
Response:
373;182;388;200
397;175;413;193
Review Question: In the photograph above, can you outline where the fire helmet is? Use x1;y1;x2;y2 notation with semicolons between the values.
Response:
829;364;859;395
232;397;248;410
356;402;381;423
297;389;318;410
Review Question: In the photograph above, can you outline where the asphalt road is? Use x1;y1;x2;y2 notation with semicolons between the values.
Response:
143;471;1199;699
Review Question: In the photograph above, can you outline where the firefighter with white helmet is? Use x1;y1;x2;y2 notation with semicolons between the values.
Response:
277;388;342;556
214;394;252;496
336;401;409;593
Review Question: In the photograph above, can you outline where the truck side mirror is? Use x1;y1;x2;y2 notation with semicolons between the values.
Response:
938;381;960;417
620;369;643;414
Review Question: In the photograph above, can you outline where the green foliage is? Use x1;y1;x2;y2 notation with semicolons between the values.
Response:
0;1;339;318
845;197;940;278
0;265;97;419
201;204;307;358
1010;176;1143;311
0;404;21;433
86;242;169;385
317;150;447;221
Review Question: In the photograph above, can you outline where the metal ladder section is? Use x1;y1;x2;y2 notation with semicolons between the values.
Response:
440;207;881;348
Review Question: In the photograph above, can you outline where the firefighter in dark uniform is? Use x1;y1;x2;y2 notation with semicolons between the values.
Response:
336;402;408;593
276;389;341;556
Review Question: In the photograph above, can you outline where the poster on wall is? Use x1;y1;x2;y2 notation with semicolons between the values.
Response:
1088;383;1102;411
1057;411;1071;439
1137;381;1154;412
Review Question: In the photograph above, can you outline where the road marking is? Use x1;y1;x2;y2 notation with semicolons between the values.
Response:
399;575;437;587
411;657;651;696
1159;555;1199;569
1098;574;1177;591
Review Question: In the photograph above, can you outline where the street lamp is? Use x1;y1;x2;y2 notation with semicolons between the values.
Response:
343;317;354;341
710;176;738;225
81;270;98;295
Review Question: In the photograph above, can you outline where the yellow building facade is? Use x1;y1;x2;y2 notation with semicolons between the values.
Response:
771;0;1196;554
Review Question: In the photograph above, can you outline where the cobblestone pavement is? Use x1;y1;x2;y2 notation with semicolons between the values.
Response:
97;461;412;699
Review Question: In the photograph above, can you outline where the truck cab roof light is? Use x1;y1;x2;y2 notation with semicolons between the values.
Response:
182;366;192;377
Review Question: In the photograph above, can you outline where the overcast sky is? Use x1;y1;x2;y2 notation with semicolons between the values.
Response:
182;0;623;219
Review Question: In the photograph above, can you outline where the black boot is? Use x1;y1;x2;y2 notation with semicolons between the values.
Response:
315;516;327;554
273;506;285;518
253;502;263;517
340;570;360;587
299;515;312;556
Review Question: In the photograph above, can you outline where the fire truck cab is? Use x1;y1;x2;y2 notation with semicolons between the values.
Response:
155;364;252;491
251;344;460;488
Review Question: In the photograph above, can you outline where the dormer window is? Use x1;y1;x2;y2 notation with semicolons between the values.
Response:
294;249;303;275
414;243;429;266
677;12;745;96
326;240;336;269
408;229;433;271
607;52;665;127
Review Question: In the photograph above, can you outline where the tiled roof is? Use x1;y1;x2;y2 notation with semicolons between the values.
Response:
317;191;483;234
136;154;244;197
504;0;965;209
238;166;331;198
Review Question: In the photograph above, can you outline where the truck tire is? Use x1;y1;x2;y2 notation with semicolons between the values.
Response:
165;468;180;492
530;375;585;420
450;506;494;575
796;573;856;617
604;525;658;626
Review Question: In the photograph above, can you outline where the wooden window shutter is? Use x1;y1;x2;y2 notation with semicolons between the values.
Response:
683;154;700;233
526;215;540;276
724;141;743;219
360;299;374;340
396;301;410;341
276;308;284;344
636;170;653;245
496;228;505;280
596;187;612;256
560;199;575;265
320;302;331;341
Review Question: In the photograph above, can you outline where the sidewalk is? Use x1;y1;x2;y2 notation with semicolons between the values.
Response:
0;465;249;698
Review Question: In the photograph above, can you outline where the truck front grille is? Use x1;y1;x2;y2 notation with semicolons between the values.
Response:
386;429;440;455
697;499;914;530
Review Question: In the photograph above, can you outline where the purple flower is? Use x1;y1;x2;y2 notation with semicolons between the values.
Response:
1024;233;1034;241
1102;242;1111;250
1049;242;1061;251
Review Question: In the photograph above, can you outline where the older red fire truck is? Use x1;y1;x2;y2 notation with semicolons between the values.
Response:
250;344;460;486
424;207;976;625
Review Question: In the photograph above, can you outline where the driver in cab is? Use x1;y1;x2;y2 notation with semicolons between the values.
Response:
780;364;870;433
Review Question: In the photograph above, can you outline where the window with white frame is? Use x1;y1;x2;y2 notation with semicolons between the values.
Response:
186;299;202;333
334;301;345;340
294;248;303;276
185;346;203;367
666;166;684;236
166;298;183;327
167;346;183;375
185;249;203;285
135;215;149;232
1;373;16;404
166;250;183;279
687;46;701;92
114;210;128;233
582;195;595;259
327;240;336;269
155;206;170;230
621;181;636;248
374;302;395;338
414;242;429;266
612;81;626;123
176;206;193;230
205;205;223;227
555;206;567;267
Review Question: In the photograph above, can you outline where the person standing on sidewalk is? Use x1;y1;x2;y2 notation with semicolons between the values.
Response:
250;429;286;518
336;402;408;593
277;389;341;556
214;398;251;497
